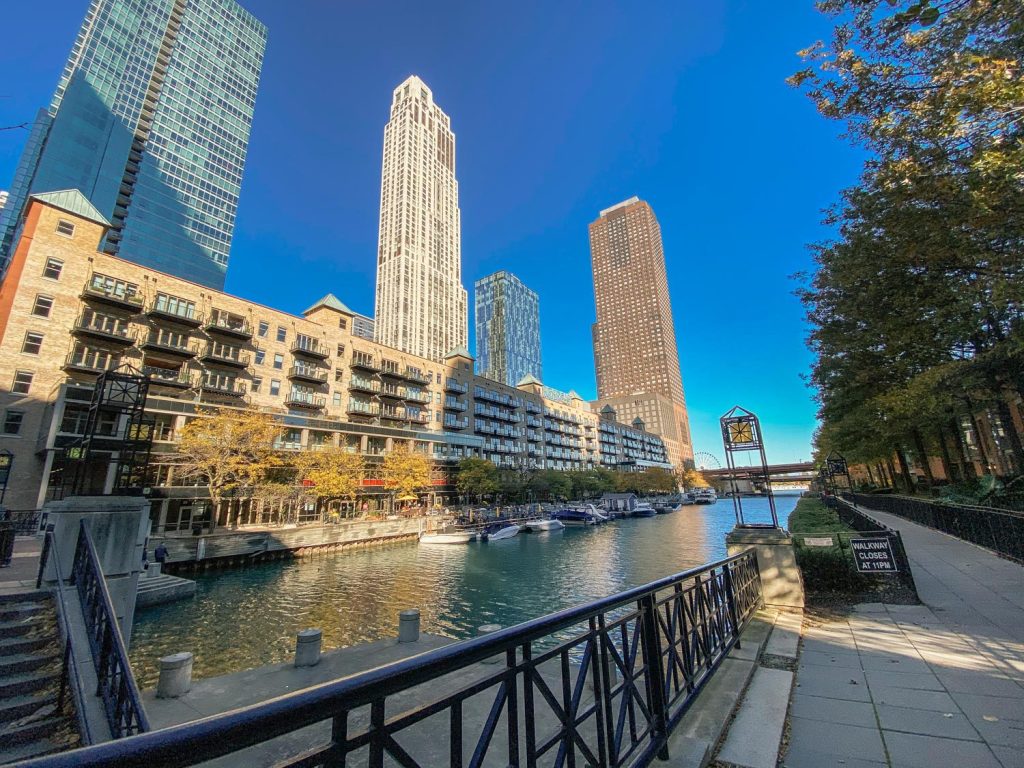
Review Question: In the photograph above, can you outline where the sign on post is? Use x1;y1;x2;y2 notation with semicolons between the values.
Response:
850;538;898;573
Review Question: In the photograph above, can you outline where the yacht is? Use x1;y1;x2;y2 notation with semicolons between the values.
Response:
522;518;565;532
632;502;657;518
690;488;718;505
551;505;605;526
483;523;520;541
419;530;474;545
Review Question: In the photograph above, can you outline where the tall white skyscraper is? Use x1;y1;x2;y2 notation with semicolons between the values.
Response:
375;75;467;361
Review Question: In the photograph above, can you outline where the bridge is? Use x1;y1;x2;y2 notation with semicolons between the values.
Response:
701;461;816;486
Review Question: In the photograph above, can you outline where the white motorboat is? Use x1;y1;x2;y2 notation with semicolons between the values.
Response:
484;523;520;541
523;518;565;532
633;502;657;518
419;531;473;545
690;488;718;505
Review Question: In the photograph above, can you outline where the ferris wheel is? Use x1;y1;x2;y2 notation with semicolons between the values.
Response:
693;452;722;471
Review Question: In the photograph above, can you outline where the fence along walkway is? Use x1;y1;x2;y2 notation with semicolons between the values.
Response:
14;551;762;768
784;503;1024;768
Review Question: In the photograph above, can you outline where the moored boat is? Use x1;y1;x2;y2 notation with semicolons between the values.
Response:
419;531;474;545
522;518;565;532
483;523;520;541
551;507;603;526
632;502;657;518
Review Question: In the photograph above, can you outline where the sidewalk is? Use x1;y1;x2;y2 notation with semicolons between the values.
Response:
783;506;1024;768
0;536;43;595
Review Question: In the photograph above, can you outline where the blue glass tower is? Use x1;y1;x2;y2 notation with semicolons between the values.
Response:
475;270;542;387
0;0;266;289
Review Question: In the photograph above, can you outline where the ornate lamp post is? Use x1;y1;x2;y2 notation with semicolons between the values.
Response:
826;451;848;495
720;406;778;528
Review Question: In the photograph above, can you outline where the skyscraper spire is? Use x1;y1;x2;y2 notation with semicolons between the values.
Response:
374;76;467;361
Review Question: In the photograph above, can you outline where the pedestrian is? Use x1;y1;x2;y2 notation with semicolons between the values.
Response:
154;542;169;565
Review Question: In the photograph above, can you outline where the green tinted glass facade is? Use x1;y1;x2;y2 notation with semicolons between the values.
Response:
0;0;266;289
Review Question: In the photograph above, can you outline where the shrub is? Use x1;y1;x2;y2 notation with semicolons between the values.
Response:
794;544;867;594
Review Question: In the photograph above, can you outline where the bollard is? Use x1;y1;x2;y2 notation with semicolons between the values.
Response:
294;628;322;667
478;624;502;665
156;652;193;698
148;562;162;578
398;609;420;643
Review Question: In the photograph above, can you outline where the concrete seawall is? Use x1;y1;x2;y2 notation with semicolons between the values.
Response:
152;518;425;572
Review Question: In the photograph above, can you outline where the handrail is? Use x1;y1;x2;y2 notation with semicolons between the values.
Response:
71;519;150;738
14;550;762;768
41;525;93;746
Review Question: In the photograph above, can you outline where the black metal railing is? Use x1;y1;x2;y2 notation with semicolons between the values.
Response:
848;492;1024;564
3;508;43;535
39;525;93;746
71;519;150;739
16;551;761;768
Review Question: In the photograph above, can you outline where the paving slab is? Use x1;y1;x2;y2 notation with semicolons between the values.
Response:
991;745;1024;768
934;669;1024;698
792;665;871;702
788;693;877;728
883;730;1002;768
862;669;944;691
875;702;980;741
764;611;802;660
799;648;862;669
781;744;887;768
716;666;793;768
787;717;888;763
869;685;959;712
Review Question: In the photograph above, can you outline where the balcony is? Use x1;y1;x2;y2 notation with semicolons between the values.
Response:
380;361;403;378
346;400;380;417
148;298;203;327
348;377;380;394
205;312;252;339
200;377;246;398
63;349;118;375
443;417;469;431
144;365;196;389
408;412;429;425
351;354;380;372
81;276;144;311
444;378;468;394
72;313;135;345
444;398;467;412
405;390;431;405
380;406;408;421
201;344;250;368
404;368;430;385
379;385;407;400
141;330;197;358
291;339;329;359
286;392;326;410
287;364;328;385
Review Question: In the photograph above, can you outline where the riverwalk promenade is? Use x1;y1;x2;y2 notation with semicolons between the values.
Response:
783;505;1024;768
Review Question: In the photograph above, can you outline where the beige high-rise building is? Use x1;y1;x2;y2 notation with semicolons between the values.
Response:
590;196;694;468
375;75;467;361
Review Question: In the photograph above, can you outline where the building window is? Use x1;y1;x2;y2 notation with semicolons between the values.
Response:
338;318;348;330
333;392;342;406
11;371;33;395
3;411;24;435
42;258;63;280
22;332;43;355
252;377;262;393
273;353;283;370
334;369;344;383
258;321;269;338
31;295;54;318
276;326;286;343
269;379;281;396
55;220;75;237
336;344;345;358
255;349;265;365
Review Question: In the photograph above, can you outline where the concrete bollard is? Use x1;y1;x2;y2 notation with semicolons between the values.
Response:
294;628;323;667
156;652;193;698
398;609;420;643
478;624;503;665
148;562;162;578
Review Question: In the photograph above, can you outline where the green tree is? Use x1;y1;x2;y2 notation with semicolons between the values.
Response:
456;457;500;502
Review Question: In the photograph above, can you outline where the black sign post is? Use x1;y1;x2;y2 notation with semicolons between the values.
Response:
850;538;899;573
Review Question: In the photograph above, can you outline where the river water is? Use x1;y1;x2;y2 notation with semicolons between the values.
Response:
130;494;799;687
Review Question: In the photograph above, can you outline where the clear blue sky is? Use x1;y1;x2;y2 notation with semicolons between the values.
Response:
0;1;863;464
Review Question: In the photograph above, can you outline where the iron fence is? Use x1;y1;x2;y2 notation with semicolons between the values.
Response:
2;508;43;535
848;492;1024;564
71;519;151;739
15;550;762;768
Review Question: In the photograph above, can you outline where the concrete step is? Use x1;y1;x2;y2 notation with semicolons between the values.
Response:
0;711;63;748
0;604;47;624
0;731;74;764
716;666;794;768
0;634;55;659
0;650;61;678
0;593;50;607
0;619;41;641
764;610;802;662
0;693;54;726
0;669;59;699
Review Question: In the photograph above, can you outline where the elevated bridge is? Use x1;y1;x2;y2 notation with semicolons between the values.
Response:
701;461;816;489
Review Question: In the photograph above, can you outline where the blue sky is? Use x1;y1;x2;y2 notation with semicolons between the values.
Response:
0;1;863;464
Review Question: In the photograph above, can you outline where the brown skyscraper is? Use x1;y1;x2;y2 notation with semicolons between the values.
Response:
589;197;694;468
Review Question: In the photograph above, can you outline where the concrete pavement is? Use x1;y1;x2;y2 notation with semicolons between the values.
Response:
782;505;1024;768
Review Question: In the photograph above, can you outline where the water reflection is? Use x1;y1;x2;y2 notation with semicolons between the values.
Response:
130;495;798;687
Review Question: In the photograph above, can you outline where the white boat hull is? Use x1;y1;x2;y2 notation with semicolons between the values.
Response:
525;519;565;532
420;532;473;545
486;525;520;540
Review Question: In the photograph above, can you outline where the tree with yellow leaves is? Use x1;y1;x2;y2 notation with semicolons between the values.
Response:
379;444;431;509
294;448;365;518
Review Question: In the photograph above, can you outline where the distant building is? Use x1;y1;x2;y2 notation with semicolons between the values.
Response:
474;270;541;387
0;191;8;215
375;76;467;361
590;197;694;468
0;0;267;289
352;313;375;341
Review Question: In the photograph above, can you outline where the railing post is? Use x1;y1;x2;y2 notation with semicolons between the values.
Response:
723;562;741;650
639;593;670;761
36;523;54;589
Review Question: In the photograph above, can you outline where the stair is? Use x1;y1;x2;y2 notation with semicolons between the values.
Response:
136;572;197;608
0;592;81;763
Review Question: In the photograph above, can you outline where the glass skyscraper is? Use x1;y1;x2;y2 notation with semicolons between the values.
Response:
0;0;267;289
475;270;542;387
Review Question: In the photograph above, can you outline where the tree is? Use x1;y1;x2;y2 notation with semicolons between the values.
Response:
528;469;572;501
380;444;431;503
175;407;281;526
677;467;709;490
456;457;499;502
294;448;365;517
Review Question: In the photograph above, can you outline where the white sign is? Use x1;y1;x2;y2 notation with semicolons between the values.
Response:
804;536;834;547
